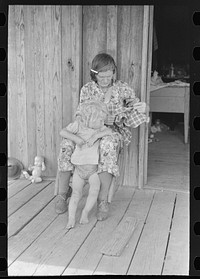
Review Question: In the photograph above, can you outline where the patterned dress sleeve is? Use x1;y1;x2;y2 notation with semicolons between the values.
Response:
120;81;140;103
79;83;92;104
114;81;148;139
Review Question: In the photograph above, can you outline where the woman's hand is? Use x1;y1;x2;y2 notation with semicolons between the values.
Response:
104;114;116;126
133;102;147;113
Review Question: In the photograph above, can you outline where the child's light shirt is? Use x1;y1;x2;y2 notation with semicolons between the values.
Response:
66;120;100;165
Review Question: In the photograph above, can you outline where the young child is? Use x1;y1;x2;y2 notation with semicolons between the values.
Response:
60;101;113;230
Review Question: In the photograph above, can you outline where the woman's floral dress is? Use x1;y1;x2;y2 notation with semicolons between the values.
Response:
58;80;148;177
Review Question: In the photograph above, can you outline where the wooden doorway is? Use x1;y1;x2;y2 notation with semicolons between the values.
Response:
146;5;190;192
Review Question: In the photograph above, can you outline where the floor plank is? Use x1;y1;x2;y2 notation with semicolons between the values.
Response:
8;180;52;216
62;187;135;275
7;125;189;276
8;179;18;186
162;192;189;275
8;182;189;276
100;217;137;257
147;126;189;193
8;185;97;276
94;189;155;275
8;179;32;199
8;198;58;266
8;182;55;238
127;191;176;275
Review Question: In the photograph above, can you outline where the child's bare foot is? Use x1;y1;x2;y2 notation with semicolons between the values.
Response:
66;219;75;230
80;210;89;224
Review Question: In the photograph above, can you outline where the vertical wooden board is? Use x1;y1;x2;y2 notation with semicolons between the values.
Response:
82;6;107;84
24;6;37;168
144;6;154;185
94;189;154;275
127;191;176;275
16;5;28;165
12;6;28;166
61;6;72;127
117;6;143;93
33;6;45;161
43;5;52;176
117;6;144;187
61;5;82;129
138;6;151;188
162;193;189;275
43;6;62;176
123;134;138;186
106;6;118;64
8;6;17;157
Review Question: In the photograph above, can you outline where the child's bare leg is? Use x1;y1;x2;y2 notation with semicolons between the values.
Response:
66;170;84;230
80;173;100;224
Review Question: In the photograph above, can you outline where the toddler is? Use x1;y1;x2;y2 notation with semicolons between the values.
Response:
60;101;113;230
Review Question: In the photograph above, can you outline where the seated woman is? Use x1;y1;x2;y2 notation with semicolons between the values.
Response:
54;52;148;221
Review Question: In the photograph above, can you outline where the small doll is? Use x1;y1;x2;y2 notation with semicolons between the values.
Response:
23;156;46;183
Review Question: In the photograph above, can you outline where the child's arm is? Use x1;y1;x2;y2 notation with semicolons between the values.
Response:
95;126;113;139
86;126;112;147
60;127;85;147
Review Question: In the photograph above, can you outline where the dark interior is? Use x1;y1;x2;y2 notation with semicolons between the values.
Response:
151;5;190;129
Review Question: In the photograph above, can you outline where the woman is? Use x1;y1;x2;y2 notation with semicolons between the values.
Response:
54;53;148;221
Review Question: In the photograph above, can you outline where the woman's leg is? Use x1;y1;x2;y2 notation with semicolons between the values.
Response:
97;134;120;221
98;172;113;201
66;169;85;229
55;139;75;214
97;172;113;221
80;172;100;224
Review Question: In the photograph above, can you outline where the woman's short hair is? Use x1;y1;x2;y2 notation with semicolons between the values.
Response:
90;53;117;81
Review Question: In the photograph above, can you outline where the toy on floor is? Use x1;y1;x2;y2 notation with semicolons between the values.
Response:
22;156;46;183
8;157;24;180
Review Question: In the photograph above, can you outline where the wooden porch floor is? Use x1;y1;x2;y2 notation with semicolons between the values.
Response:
8;124;189;275
8;180;189;275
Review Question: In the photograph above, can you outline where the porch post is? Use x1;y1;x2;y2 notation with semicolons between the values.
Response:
138;6;154;188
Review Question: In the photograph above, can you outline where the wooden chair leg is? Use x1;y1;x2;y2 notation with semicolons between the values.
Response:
107;145;122;203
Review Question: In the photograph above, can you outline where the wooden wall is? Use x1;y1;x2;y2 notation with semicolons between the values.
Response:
8;6;82;176
8;5;152;186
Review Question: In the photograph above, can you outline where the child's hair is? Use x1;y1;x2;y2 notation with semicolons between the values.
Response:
90;53;117;82
76;101;109;127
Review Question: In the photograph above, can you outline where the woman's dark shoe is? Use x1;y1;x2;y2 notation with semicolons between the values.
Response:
97;200;109;221
55;187;72;214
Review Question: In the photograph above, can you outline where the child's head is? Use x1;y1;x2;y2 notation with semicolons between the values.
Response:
76;101;108;129
34;156;44;167
90;53;117;83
